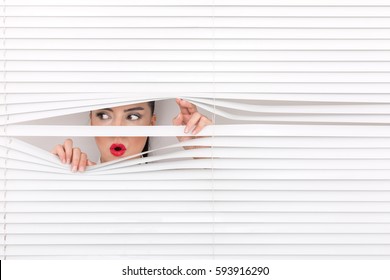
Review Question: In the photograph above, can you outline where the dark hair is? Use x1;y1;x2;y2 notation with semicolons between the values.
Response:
141;101;155;157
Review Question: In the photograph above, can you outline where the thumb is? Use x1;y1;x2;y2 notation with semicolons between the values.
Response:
87;160;97;166
172;113;184;126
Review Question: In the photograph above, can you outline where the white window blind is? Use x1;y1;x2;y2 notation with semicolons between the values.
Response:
1;0;390;259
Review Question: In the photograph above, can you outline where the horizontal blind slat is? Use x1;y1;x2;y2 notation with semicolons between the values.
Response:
4;223;390;234
8;0;390;6
2;244;389;256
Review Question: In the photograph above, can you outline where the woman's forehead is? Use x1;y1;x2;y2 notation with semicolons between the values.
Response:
116;102;148;110
98;102;150;112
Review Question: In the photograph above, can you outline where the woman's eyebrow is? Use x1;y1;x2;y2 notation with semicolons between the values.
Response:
124;107;145;112
98;107;144;112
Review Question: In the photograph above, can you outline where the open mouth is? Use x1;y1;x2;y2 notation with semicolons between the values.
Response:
110;143;127;157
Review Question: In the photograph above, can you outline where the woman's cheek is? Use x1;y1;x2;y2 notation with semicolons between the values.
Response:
95;137;110;161
126;137;147;156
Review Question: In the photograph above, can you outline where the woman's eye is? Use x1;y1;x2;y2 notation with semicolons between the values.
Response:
96;112;110;120
127;114;140;121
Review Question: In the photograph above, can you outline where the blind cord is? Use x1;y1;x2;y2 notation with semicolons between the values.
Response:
2;0;7;261
211;0;216;260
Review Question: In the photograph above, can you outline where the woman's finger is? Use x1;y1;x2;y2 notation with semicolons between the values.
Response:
176;98;198;115
176;98;190;115
192;116;212;135
172;112;184;126
172;113;186;143
181;99;198;114
63;138;73;164
184;112;202;133
71;147;81;172
87;160;97;166
51;144;66;164
78;152;88;172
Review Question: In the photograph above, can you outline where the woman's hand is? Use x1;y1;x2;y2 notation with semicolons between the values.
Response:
172;98;212;150
51;139;96;172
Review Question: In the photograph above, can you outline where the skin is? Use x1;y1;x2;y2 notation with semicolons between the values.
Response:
51;98;212;172
91;102;156;164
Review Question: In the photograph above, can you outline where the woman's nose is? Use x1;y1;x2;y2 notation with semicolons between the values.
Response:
112;118;123;126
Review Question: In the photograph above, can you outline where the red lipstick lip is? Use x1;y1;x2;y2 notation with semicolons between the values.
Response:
110;143;126;157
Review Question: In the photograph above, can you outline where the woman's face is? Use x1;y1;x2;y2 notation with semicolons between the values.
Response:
90;102;156;163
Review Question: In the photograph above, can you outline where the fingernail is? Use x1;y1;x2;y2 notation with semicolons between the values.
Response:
72;165;77;172
62;158;66;164
67;158;71;164
79;166;85;172
184;127;189;133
